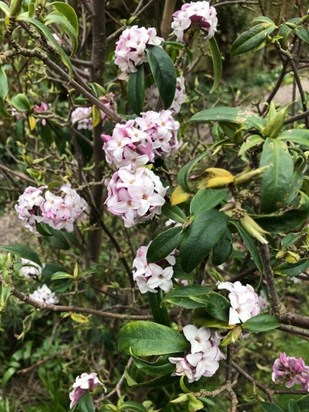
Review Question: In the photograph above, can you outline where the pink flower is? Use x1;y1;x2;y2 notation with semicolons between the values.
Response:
135;110;180;157
217;281;261;325
34;102;49;126
272;353;309;391
105;166;167;227
69;373;103;409
171;1;218;43
71;107;92;130
146;77;186;114
169;356;195;382
16;184;88;233
132;243;175;293
102;120;154;169
115;26;163;79
15;186;45;231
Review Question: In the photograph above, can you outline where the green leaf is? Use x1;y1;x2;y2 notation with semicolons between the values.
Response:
190;189;228;215
51;271;73;280
189;107;262;130
17;14;72;71
296;395;309;410
288;400;301;412
260;402;284;412
209;37;222;92
127;65;145;115
164;285;211;309
10;93;31;112
146;45;176;109
0;1;10;15
278;129;309;148
260;138;294;212
238;134;264;157
77;393;95;412
118;321;188;356
231;22;277;55
162;204;187;223
131;352;174;377
256;191;309;233
242;314;280;332
189;292;230;322
50;1;78;33
0;66;8;99
212;229;233;265
45;11;78;54
119;401;147;412
192;309;233;330
274;259;309;277
177;152;208;192
147;226;183;263
179;209;228;272
232;221;263;273
1;245;41;267
295;26;309;44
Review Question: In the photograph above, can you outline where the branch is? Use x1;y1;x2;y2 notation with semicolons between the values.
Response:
284;109;309;125
279;324;309;339
0;162;37;184
9;285;151;320
231;361;274;402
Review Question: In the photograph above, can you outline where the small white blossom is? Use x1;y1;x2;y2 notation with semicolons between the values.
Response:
20;258;42;279
69;373;103;409
29;284;58;304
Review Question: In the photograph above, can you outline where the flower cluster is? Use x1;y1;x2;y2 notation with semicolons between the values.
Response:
69;373;103;409
114;25;163;79
217;281;261;325
71;94;115;130
146;77;186;114
34;102;49;126
105;166;167;227
132;243;175;293
29;284;59;304
102;110;180;169
169;325;224;382
272;353;309;391
15;184;88;232
171;1;218;43
20;258;42;279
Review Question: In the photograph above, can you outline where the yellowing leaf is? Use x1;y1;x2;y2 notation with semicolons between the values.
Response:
70;312;90;323
92;105;101;128
198;168;234;189
171;186;191;205
205;167;234;177
28;115;36;130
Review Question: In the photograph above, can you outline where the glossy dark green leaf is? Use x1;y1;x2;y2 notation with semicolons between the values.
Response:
189;292;230;322
45;11;78;54
232;221;263;273
275;259;309;277
209;37;222;92
231;22;276;55
212;230;233;265
177;152;208;193
190;189;228;215
118;321;188;356
192;309;232;329
1;244;41;267
131;352;174;377
162;203;187;223
260;403;284;412
295;26;309;44
296;395;309;410
260;138;294;212
0;66;8;99
164;285;211;309
127;65;145;115
119;401;147;412
180;209;228;272
50;1;78;32
146;45;176;109
242;314;280;332
147;226;183;263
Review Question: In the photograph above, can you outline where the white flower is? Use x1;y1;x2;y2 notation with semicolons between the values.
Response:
183;325;212;353
20;258;42;279
29;284;58;304
217;281;261;325
132;243;175;293
69;372;103;409
186;346;222;380
171;1;218;43
169;356;195;382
